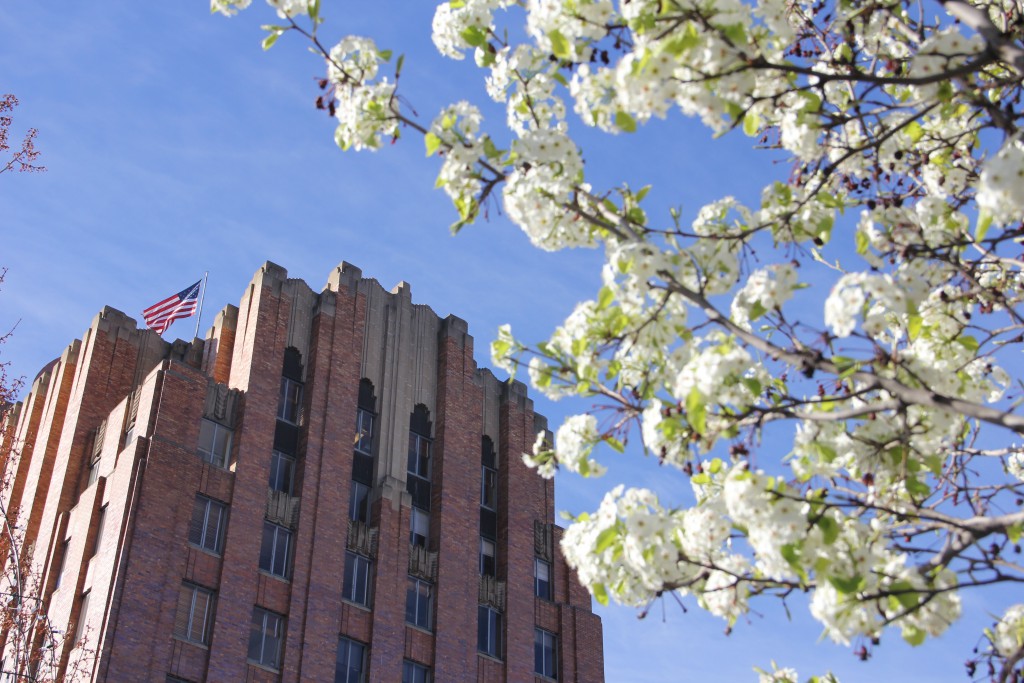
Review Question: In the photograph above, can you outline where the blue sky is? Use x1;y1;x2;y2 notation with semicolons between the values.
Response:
0;3;1000;681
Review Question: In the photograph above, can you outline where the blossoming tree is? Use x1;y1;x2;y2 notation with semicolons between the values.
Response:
216;0;1024;679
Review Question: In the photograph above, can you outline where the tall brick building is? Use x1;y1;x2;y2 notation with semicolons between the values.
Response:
2;262;604;682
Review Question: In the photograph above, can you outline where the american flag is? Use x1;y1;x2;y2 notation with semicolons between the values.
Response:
142;280;201;335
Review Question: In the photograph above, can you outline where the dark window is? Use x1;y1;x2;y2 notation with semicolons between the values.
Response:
74;590;90;643
278;377;303;424
534;558;552;601
479;537;496;577
410;508;429;548
92;505;107;558
342;552;372;607
269;450;295;495
402;660;431;683
197;419;231;468
348;482;371;524
477;605;502;658
189;496;226;555
174;583;215;645
481;465;497;511
273;420;299;455
355;408;374;455
535;628;558;679
334;637;365;683
248;607;284;669
407;433;431;479
259;522;292;579
406;405;433;511
405;577;432;630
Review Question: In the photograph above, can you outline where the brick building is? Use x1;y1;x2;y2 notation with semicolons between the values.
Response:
2;261;604;682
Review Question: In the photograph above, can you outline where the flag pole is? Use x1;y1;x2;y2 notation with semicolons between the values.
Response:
194;272;209;340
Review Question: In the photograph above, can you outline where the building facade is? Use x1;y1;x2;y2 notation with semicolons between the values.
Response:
2;262;604;682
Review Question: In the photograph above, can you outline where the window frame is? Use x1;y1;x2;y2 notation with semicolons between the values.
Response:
268;450;296;495
402;660;431;683
534;557;552;601
354;408;374;455
189;495;227;555
259;521;292;580
479;537;496;577
405;577;433;631
342;551;373;607
410;508;429;548
334;636;366;683
174;583;215;645
197;418;232;468
348;481;371;524
247;607;284;670
476;605;502;659
480;464;497;511
407;433;431;480
277;376;303;425
534;627;558;680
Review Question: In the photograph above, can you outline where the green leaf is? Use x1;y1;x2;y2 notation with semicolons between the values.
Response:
827;574;863;594
748;300;767;322
491;339;510;360
742;110;761;136
377;49;393;61
817;516;840;545
902;625;926;646
615;111;637;133
691;473;710;485
460;25;488;48
742;377;761;396
395;54;405;77
424;132;442;157
855;229;870;255
1009;523;1022;543
592;582;609;606
548;29;570;59
595;526;619;554
597;286;614;310
686;387;707;434
708;458;723;474
905;121;924;144
907;314;922;340
888;580;919;609
606;437;625;454
262;30;282;51
957;335;980;354
975;211;992;243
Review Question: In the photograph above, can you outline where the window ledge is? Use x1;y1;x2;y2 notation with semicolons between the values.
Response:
476;652;503;664
341;598;372;613
188;543;223;559
257;570;291;584
171;636;209;650
405;623;433;636
246;660;280;674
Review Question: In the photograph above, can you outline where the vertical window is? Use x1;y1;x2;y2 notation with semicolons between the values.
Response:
480;464;497;511
479;538;496;577
348;482;371;524
334;637;366;683
247;608;284;669
197;419;232;468
477;606;502;659
259;522;292;579
535;628;558;679
277;377;303;424
189;496;226;555
54;539;69;590
402;661;431;683
407;433;431;480
354;408;374;455
74;590;90;643
534;558;552;601
406;405;432;512
405;577;432;630
174;583;215;645
410;508;429;548
268;450;295;495
342;552;372;607
92;505;108;558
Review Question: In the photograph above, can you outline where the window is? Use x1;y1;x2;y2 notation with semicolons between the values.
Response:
268;450;295;495
410;508;429;548
197;419;231;468
342;552;372;607
406;405;432;510
54;539;69;590
535;628;558;679
259;522;292;579
174;583;215;645
481;465;497;511
407;433;431;480
534;558;552;601
334;637;365;683
348;482;371;524
354;408;374;455
405;577;432;630
479;538;495;577
477;606;502;658
247;608;284;669
92;505;107;558
278;377;303;424
402;660;431;683
189;496;226;555
74;590;90;643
